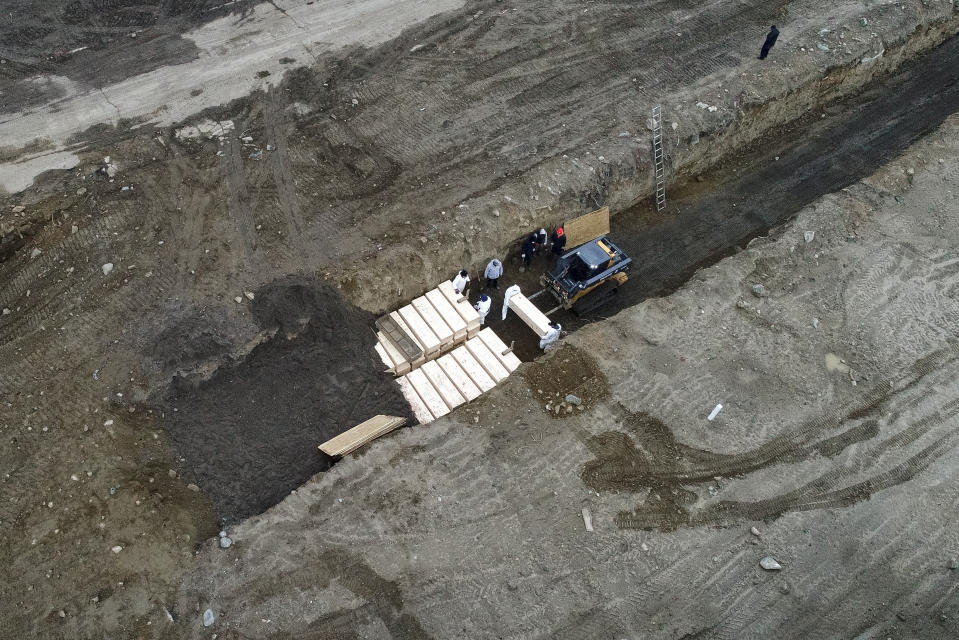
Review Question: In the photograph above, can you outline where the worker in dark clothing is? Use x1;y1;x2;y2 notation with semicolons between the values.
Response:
550;226;567;256
521;233;538;268
759;25;779;60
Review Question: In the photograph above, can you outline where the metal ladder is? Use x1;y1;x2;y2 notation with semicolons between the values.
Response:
651;105;666;211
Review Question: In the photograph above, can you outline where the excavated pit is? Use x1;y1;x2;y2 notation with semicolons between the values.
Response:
157;276;413;524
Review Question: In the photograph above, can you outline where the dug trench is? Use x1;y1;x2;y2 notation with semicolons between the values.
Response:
153;31;959;526
155;275;413;523
487;30;959;359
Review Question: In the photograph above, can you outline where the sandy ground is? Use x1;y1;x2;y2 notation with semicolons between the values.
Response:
0;1;957;638
174;113;959;639
0;0;464;192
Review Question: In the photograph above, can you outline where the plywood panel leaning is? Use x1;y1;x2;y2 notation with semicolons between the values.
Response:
564;206;610;248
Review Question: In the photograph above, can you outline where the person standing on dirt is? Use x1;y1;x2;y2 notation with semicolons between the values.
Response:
550;226;567;257
484;258;503;289
521;233;538;269
759;25;779;60
536;228;548;248
539;322;562;351
452;269;470;295
474;293;492;325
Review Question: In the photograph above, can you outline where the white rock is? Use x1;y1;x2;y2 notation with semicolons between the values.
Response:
219;536;233;549
2;308;9;315
234;296;243;304
30;248;41;259
804;231;815;243
102;263;114;276
219;530;227;538
12;205;25;213
760;556;782;570
750;526;761;537
244;291;255;300
111;545;123;554
104;419;113;426
203;609;215;627
640;542;649;552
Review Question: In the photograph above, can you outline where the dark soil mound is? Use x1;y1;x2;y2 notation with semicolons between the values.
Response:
160;276;412;524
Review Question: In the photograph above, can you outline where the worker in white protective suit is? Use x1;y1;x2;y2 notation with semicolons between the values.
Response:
539;322;562;351
502;284;521;321
451;269;470;295
474;293;492;325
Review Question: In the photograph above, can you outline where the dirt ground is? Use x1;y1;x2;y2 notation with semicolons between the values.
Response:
175;112;959;639
0;0;958;638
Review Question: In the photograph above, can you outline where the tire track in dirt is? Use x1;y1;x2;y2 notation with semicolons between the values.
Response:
579;346;959;531
262;85;307;258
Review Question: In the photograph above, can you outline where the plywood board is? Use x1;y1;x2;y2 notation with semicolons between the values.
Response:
421;360;467;410
465;336;509;383
318;415;406;457
507;293;553;337
564;206;610;249
377;331;410;375
398;305;441;355
425;289;468;341
477;327;522;372
405;368;450;419
450;346;496;392
412;296;454;347
437;354;482;401
397;377;434;424
438;280;481;333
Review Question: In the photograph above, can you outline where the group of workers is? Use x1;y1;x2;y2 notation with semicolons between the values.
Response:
448;225;566;351
521;226;566;267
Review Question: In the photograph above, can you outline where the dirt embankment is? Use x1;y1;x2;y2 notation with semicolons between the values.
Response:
334;0;959;313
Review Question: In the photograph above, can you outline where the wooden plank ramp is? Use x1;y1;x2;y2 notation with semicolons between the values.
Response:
319;415;407;457
507;292;552;337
